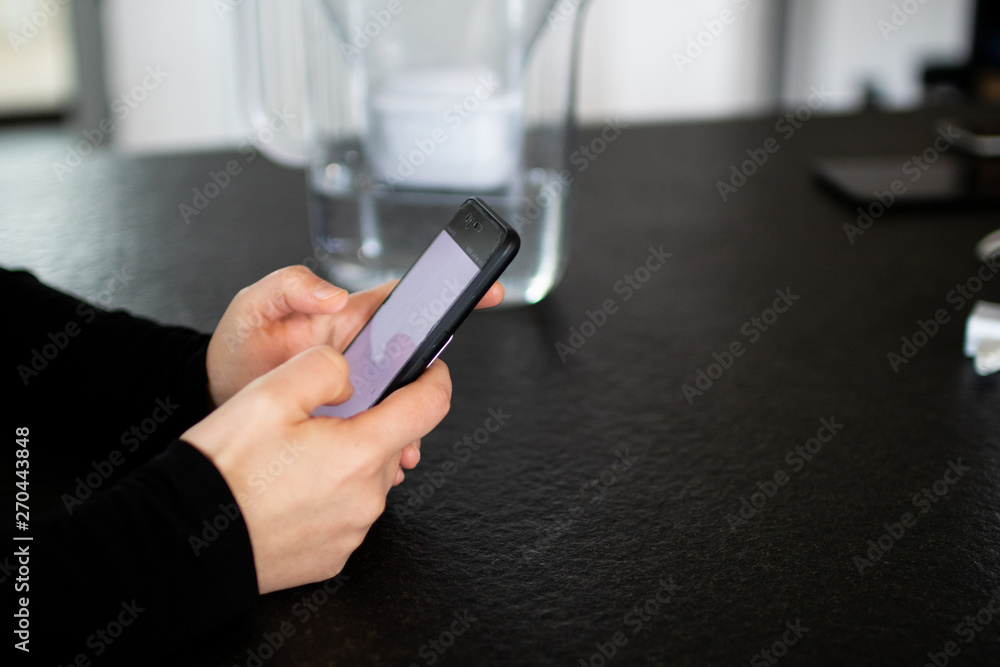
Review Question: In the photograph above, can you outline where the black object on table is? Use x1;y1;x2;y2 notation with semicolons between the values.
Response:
3;108;1000;666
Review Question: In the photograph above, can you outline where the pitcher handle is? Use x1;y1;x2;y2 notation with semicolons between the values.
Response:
237;0;310;168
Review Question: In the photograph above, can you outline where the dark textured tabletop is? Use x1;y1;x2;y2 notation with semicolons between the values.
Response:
3;108;1000;666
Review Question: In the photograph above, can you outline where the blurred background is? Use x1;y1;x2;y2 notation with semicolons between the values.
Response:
2;0;997;153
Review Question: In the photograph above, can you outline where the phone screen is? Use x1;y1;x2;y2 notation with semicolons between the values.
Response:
314;230;481;418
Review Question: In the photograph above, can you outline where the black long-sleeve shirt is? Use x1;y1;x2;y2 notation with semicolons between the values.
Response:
5;269;258;664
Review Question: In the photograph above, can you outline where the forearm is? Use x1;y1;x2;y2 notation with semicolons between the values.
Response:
29;440;259;662
8;268;214;465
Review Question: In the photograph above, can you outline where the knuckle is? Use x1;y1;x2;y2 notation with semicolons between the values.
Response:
358;453;386;478
362;493;387;524
327;352;352;389
285;264;313;282
242;384;277;416
232;284;255;308
321;560;347;581
425;380;452;417
332;350;351;376
275;265;311;291
308;345;346;372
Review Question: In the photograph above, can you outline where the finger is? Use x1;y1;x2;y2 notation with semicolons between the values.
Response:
332;280;400;350
240;266;350;322
384;450;404;490
346;280;398;316
474;282;505;310
344;360;451;457
399;442;420;469
393;468;405;486
353;279;501;313
335;279;502;351
255;346;353;421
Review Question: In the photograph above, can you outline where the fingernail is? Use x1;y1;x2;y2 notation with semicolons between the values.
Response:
313;282;345;300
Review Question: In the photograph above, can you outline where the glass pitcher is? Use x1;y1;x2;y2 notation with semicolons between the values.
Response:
240;0;589;305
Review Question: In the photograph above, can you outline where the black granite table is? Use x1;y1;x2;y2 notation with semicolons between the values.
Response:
3;108;1000;666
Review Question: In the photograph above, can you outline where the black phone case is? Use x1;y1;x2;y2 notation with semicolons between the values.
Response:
367;197;520;407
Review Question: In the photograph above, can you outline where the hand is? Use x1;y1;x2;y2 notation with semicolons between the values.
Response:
206;266;350;409
183;346;453;594
206;265;505;405
206;266;504;482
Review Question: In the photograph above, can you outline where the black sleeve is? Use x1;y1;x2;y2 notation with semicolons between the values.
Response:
31;440;259;664
5;269;259;663
7;267;214;470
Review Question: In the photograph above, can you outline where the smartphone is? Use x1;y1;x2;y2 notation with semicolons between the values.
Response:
313;198;519;419
812;155;1000;207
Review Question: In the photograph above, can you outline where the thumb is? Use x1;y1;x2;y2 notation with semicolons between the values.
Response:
343;359;452;458
253;346;354;421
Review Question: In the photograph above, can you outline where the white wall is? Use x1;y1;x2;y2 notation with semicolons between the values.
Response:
578;0;780;123
102;0;244;151
782;0;975;109
99;0;975;153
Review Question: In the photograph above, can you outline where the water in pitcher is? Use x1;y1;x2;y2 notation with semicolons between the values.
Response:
309;153;568;306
